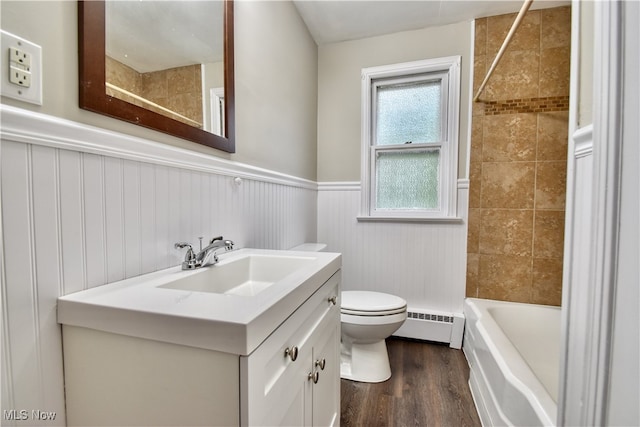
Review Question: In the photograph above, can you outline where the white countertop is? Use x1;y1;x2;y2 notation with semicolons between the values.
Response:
57;248;341;356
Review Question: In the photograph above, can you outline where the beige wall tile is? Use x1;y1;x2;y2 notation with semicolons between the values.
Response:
478;254;532;302
142;71;168;100
536;161;567;210
466;6;570;305
466;253;480;298
534;210;565;258
479;209;533;256
532;257;563;306
472;100;485;117
486;11;540;56
481;162;535;208
471;118;484;164
467;208;481;253
474;54;487;96
168;66;199;96
168;93;203;125
540;46;571;97
483;50;540;101
486;13;515;55
541;6;571;49
475;18;487;56
537;111;569;161
106;56;142;94
469;162;482;209
483;113;537;162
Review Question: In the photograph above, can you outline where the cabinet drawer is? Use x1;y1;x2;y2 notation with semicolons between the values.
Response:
240;271;340;426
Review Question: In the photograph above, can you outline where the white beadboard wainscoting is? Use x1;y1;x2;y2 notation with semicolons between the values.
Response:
0;105;317;426
317;181;469;347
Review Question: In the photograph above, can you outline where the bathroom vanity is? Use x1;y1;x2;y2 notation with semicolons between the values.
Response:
57;249;341;426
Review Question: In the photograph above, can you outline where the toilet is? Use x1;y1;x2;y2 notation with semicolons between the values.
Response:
340;291;407;382
290;243;408;383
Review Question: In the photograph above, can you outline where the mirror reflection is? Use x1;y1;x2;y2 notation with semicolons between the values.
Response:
105;0;225;136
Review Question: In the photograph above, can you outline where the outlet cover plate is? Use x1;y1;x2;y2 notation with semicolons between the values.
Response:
1;30;42;105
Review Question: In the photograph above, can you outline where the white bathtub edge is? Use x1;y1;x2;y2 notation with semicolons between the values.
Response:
463;298;558;427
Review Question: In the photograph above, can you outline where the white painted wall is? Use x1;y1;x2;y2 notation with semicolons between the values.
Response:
234;0;318;180
0;0;318;180
0;106;317;426
317;20;472;182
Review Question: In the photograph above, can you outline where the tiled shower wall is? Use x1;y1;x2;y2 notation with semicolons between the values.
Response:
106;56;204;128
466;6;570;305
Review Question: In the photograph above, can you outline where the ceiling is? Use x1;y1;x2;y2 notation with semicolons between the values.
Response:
106;1;224;73
107;0;570;73
293;0;570;45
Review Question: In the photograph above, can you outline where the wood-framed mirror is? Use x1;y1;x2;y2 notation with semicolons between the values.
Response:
78;0;235;153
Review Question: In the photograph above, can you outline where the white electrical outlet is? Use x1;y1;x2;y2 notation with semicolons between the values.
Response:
1;30;42;105
9;46;31;70
9;65;31;87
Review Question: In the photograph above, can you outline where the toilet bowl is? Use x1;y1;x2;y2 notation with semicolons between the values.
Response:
340;291;407;383
289;244;407;383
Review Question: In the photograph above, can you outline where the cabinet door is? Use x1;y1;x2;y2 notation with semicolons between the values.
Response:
311;308;341;427
241;304;314;427
241;272;340;426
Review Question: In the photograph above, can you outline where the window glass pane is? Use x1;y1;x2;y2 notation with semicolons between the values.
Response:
376;149;440;209
376;80;441;146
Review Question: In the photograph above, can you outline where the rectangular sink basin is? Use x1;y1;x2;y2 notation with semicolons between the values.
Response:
57;248;342;355
159;254;315;296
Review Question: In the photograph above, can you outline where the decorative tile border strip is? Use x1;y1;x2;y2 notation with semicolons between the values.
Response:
483;96;570;115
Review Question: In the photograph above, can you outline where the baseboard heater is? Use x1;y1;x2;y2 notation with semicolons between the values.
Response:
394;308;465;349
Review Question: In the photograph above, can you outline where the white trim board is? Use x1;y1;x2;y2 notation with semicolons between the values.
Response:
0;104;317;191
318;179;469;191
558;0;632;424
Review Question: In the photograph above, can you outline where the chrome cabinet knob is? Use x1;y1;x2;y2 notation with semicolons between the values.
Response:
308;370;319;384
315;358;326;370
284;346;299;361
328;296;337;305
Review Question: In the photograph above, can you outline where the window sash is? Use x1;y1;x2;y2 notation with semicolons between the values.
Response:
359;57;461;220
372;72;450;147
371;144;443;213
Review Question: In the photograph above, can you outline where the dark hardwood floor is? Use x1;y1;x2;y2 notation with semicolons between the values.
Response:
340;337;481;427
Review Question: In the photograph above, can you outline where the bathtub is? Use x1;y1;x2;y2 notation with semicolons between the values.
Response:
463;298;561;426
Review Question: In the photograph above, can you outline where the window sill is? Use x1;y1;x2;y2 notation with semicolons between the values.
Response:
356;215;464;224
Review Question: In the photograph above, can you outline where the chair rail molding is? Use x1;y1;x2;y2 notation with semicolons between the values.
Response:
0;104;317;191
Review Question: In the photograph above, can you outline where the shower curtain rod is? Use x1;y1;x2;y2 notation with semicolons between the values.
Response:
473;0;534;102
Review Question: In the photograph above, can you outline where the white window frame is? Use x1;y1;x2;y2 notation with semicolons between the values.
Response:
359;56;461;221
210;87;225;136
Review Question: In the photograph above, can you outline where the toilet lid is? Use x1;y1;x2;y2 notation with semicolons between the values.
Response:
341;291;407;316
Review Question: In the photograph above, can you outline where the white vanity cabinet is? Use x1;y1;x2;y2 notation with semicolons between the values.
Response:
241;271;340;426
60;257;341;427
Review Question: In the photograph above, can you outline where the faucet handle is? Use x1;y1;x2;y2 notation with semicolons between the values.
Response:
174;242;198;270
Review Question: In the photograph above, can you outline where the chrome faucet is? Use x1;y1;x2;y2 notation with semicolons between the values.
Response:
174;236;234;270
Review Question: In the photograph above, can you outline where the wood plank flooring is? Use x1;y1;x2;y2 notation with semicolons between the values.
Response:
340;337;481;427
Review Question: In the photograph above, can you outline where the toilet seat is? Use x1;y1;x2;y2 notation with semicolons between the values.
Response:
341;291;407;316
341;311;407;325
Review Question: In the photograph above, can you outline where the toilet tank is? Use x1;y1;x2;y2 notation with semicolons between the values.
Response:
290;243;327;252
